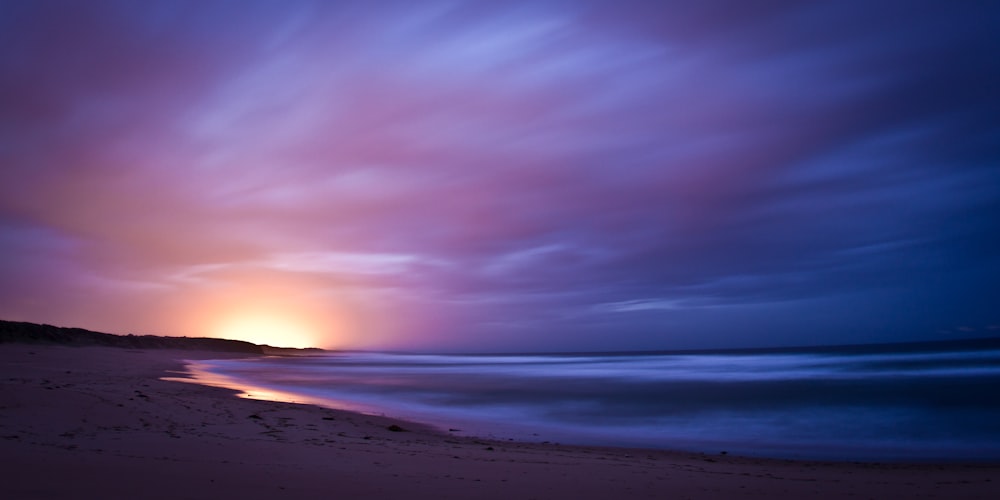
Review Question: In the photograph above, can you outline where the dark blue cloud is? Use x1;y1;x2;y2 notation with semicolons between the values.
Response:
0;0;997;350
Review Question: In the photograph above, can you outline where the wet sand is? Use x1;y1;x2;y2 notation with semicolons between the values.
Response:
1;344;997;499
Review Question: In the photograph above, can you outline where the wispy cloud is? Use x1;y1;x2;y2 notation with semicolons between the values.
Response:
1;0;997;350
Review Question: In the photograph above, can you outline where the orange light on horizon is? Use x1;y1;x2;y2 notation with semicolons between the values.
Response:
175;281;342;349
211;312;322;349
156;268;377;350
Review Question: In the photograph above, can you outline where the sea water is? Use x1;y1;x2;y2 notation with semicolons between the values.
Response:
185;341;1000;461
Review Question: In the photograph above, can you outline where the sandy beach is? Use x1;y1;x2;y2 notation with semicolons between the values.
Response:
1;345;997;499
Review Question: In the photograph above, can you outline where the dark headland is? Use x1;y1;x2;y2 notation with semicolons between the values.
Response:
0;319;324;355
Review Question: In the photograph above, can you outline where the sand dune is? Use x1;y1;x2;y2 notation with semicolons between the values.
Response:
1;344;997;499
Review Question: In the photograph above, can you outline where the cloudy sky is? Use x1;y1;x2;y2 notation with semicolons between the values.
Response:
1;0;998;351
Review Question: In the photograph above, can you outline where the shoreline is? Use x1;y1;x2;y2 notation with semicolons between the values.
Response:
2;344;998;499
179;348;1000;464
176;355;1000;465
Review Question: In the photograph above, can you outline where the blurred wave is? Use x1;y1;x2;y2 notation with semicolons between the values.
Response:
189;342;1000;460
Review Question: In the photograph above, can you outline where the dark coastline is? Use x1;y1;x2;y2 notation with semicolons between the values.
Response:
5;318;998;358
0;319;327;355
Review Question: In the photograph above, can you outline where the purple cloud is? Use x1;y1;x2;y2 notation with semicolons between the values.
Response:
1;0;998;350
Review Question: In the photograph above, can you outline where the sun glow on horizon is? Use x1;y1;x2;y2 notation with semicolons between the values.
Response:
211;313;324;349
169;273;350;350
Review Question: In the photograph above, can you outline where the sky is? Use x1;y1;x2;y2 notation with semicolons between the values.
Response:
1;0;998;351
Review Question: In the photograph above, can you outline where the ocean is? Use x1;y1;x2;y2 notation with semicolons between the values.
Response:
182;339;1000;461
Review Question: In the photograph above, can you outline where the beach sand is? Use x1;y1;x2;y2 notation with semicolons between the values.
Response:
1;345;997;499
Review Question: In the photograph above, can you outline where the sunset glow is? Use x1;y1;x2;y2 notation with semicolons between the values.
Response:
1;1;997;351
211;313;319;350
